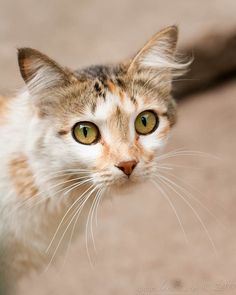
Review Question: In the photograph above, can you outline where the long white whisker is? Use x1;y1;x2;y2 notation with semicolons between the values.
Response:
152;179;189;244
156;163;202;170
60;187;100;269
16;177;93;214
156;150;220;162
69;186;99;268
35;168;94;176
38;171;92;183
44;185;97;272
85;189;101;255
62;178;93;195
155;169;229;233
12;173;92;211
63;178;92;196
87;188;104;253
34;175;92;199
94;188;105;227
45;184;94;253
156;174;217;254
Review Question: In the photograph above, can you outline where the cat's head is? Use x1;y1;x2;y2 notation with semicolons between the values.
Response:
18;26;189;190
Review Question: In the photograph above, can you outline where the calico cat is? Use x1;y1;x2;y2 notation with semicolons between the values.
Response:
0;26;189;280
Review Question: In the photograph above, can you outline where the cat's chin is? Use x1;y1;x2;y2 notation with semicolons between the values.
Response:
110;175;147;194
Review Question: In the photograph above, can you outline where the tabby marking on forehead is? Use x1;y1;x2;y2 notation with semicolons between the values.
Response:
106;80;116;94
109;106;130;142
8;154;38;199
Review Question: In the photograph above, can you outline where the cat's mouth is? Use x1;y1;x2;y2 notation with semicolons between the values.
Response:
112;172;150;188
91;165;151;188
108;174;151;195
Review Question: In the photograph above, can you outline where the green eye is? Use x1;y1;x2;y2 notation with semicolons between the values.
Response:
135;110;159;135
72;122;100;145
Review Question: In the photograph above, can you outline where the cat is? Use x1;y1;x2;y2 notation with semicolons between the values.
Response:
0;26;189;281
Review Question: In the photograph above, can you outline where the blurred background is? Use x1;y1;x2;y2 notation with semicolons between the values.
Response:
0;0;236;294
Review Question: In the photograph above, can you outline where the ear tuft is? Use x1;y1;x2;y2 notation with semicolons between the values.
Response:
128;26;190;75
17;48;73;94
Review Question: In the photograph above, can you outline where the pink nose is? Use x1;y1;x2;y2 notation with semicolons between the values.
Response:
116;160;137;176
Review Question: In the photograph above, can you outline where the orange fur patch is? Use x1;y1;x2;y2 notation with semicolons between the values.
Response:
0;96;9;125
8;155;38;199
106;80;126;103
107;80;116;94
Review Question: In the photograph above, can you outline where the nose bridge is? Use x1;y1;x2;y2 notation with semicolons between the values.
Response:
112;141;133;162
108;106;130;142
107;106;138;162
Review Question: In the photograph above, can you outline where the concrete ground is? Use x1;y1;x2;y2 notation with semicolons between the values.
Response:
0;0;236;294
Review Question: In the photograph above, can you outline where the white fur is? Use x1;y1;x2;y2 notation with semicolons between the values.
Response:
0;88;170;279
139;37;192;78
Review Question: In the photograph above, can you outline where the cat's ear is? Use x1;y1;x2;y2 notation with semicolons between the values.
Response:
128;26;187;74
18;48;75;94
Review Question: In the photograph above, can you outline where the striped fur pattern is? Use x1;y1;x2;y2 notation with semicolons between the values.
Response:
0;26;189;279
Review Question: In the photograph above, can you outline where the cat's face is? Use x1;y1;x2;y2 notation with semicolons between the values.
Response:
18;26;187;190
33;78;173;188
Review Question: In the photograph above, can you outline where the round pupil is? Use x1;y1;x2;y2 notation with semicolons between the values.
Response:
83;126;88;137
141;116;147;127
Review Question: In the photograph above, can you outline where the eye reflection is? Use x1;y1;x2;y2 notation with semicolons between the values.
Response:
72;121;100;145
135;110;159;135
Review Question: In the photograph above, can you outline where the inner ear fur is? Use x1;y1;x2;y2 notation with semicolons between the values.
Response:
127;25;191;79
17;48;76;91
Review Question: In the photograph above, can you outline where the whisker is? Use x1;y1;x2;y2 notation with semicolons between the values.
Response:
42;175;91;194
154;165;174;171
13;177;93;214
38;171;91;182
94;188;105;227
85;188;102;255
67;186;99;268
151;179;189;244
45;184;94;253
60;187;100;269
44;185;97;272
156;149;220;162
35;167;94;175
63;178;93;196
155;163;202;170
12;172;93;213
87;187;105;253
157;169;230;235
156;174;217;254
